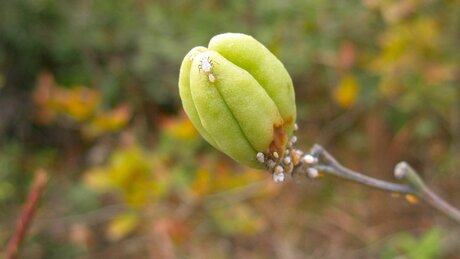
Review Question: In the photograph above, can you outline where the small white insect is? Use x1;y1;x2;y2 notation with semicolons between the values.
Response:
295;150;303;158
267;159;276;169
273;151;279;159
283;156;291;165
294;123;299;131
290;136;298;144
274;165;284;174
273;171;285;183
198;54;212;73
197;53;217;83
256;152;265;163
307;168;319;178
394;162;409;179
302;154;318;165
208;73;216;83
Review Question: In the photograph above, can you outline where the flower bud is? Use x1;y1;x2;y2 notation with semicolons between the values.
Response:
178;33;296;168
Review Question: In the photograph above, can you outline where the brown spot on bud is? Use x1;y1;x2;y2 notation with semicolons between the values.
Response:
284;116;294;129
269;123;288;159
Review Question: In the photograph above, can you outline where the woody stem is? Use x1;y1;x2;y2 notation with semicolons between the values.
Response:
295;144;460;224
5;170;48;259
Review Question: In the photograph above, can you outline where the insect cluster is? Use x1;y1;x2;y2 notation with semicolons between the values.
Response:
256;124;319;182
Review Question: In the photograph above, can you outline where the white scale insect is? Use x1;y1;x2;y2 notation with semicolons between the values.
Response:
198;53;216;83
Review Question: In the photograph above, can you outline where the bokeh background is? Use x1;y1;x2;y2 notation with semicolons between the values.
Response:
1;0;460;258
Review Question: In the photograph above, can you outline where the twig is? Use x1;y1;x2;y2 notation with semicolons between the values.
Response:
5;169;48;259
299;144;460;224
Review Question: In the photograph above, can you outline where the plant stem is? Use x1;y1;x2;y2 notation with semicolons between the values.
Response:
298;144;460;224
5;170;48;259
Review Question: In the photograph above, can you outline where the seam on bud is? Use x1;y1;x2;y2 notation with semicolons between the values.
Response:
208;33;296;134
189;56;259;167
203;75;258;154
186;79;222;149
179;47;221;149
206;52;282;153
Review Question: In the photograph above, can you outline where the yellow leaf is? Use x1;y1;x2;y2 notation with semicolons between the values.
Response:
32;71;58;124
211;204;266;236
83;144;163;208
333;75;359;108
191;168;211;197
61;86;100;121
83;167;112;191
405;194;419;204
83;105;131;138
163;116;198;141
379;76;402;98
106;212;139;241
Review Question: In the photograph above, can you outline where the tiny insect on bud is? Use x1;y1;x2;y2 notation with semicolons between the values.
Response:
256;152;265;163
273;172;285;183
294;123;299;131
290;136;297;144
274;165;284;174
302;154;317;164
267;159;276;169
394;162;409;179
295;150;303;157
208;73;216;83
307;168;319;178
273;151;279;159
199;54;212;73
283;156;291;165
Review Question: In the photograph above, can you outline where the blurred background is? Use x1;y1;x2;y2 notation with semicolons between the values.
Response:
1;0;460;258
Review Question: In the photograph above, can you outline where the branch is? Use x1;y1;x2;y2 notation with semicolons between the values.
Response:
296;144;460;224
5;169;48;259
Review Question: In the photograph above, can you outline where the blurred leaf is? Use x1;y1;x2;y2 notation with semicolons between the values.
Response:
333;74;359;108
83;104;131;138
33;71;59;124
154;218;191;244
58;86;100;121
106;212;139;241
191;168;211;198
66;184;101;214
381;228;443;259
338;41;356;71
162;115;198;141
210;204;266;236
83;167;112;192
0;181;14;202
33;72;130;137
422;64;456;86
0;73;4;89
404;194;419;204
84;144;168;208
414;118;437;139
378;0;422;24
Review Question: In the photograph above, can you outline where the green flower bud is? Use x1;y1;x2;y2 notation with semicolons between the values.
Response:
178;33;296;168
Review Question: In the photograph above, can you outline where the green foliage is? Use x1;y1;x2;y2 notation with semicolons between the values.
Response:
381;228;443;259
